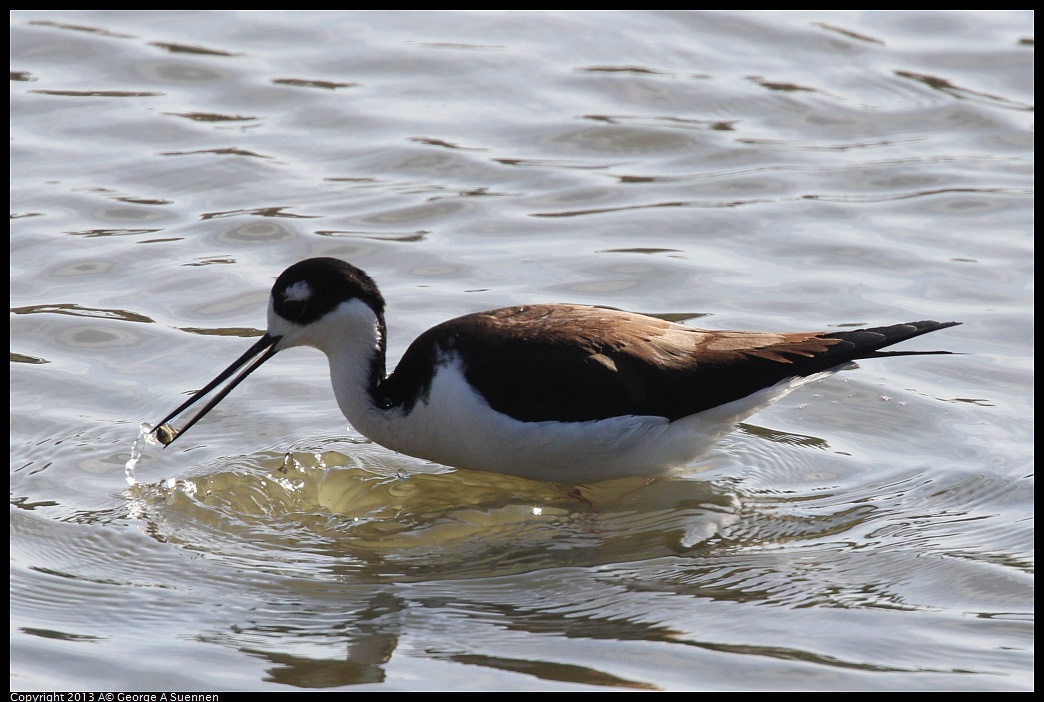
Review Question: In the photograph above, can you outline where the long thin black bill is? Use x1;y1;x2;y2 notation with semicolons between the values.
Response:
152;333;281;447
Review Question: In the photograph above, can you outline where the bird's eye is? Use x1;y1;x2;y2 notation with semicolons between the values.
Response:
281;298;307;321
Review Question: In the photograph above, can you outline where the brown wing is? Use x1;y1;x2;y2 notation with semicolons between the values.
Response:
387;304;958;423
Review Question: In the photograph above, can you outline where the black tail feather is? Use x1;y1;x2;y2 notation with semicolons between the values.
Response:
824;321;961;361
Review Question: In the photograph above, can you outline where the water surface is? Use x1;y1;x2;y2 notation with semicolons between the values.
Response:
10;10;1033;691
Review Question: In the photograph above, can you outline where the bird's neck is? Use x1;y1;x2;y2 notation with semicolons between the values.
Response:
290;296;384;430
312;298;454;455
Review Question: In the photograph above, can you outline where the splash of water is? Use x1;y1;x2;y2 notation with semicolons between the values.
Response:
125;422;163;486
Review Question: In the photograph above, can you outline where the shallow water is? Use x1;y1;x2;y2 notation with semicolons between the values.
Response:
10;10;1033;691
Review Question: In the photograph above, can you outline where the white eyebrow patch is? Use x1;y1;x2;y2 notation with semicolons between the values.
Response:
283;280;312;302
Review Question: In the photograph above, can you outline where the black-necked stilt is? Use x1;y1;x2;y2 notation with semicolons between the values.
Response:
153;257;959;483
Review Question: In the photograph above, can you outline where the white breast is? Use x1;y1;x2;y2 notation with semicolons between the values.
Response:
337;353;822;483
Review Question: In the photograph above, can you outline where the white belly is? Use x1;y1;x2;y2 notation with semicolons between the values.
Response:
339;356;819;483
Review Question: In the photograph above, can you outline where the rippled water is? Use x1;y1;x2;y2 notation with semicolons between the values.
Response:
11;10;1033;691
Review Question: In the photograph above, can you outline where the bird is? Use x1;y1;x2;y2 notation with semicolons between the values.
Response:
152;257;960;483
